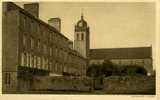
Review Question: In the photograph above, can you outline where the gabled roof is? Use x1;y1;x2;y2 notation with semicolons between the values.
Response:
89;47;152;60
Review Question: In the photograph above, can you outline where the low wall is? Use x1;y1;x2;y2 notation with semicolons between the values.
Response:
103;75;155;94
31;76;92;92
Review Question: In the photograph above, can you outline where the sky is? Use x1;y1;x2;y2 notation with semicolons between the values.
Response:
15;2;155;49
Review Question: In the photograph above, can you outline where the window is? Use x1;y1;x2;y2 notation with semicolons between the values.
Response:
37;24;40;34
50;33;52;42
77;34;79;40
21;52;27;66
42;27;45;37
81;33;84;40
5;73;11;85
42;57;45;69
37;40;40;50
46;59;48;70
34;56;37;68
39;26;42;36
5;73;7;84
64;65;67;72
35;23;38;33
52;60;55;72
55;47;57;57
26;53;29;67
59;50;61;59
55;62;57;72
49;47;52;56
23;35;27;48
30;55;34;68
21;53;24;66
30;38;34;49
23;52;27;66
59;64;62;72
61;64;64;72
43;44;47;55
23;17;26;28
52;32;55;42
30;21;34;33
37;57;41;69
49;62;52;71
29;55;32;67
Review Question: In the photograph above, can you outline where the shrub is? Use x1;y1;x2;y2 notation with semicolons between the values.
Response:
117;65;147;76
87;60;148;78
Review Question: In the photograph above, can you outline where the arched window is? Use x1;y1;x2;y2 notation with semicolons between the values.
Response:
21;52;24;66
37;57;41;69
26;53;29;67
81;33;84;40
42;57;45;69
34;56;37;68
77;33;79;40
46;59;48;70
29;54;33;67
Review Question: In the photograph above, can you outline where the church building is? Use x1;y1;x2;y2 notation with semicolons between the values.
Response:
74;13;153;75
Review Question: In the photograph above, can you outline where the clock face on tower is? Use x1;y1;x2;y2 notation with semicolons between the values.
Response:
79;22;83;27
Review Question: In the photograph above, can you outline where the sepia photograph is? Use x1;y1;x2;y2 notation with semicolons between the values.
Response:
2;1;156;95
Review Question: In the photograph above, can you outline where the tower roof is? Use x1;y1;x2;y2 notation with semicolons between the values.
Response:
76;15;88;28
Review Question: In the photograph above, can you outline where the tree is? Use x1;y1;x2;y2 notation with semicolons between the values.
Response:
102;60;116;77
86;64;103;77
87;60;148;77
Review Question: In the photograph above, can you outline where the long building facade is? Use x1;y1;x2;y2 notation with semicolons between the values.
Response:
2;2;87;92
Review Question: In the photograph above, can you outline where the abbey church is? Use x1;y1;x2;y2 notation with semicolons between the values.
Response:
74;13;153;75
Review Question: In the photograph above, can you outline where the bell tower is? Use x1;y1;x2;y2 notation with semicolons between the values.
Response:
74;14;90;58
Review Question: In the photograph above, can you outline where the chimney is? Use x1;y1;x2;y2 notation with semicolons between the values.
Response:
48;18;61;32
24;3;39;18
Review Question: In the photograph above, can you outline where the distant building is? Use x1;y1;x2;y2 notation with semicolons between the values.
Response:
89;47;153;75
2;2;87;92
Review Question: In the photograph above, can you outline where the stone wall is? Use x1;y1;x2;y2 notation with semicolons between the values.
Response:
31;76;92;92
103;75;155;94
